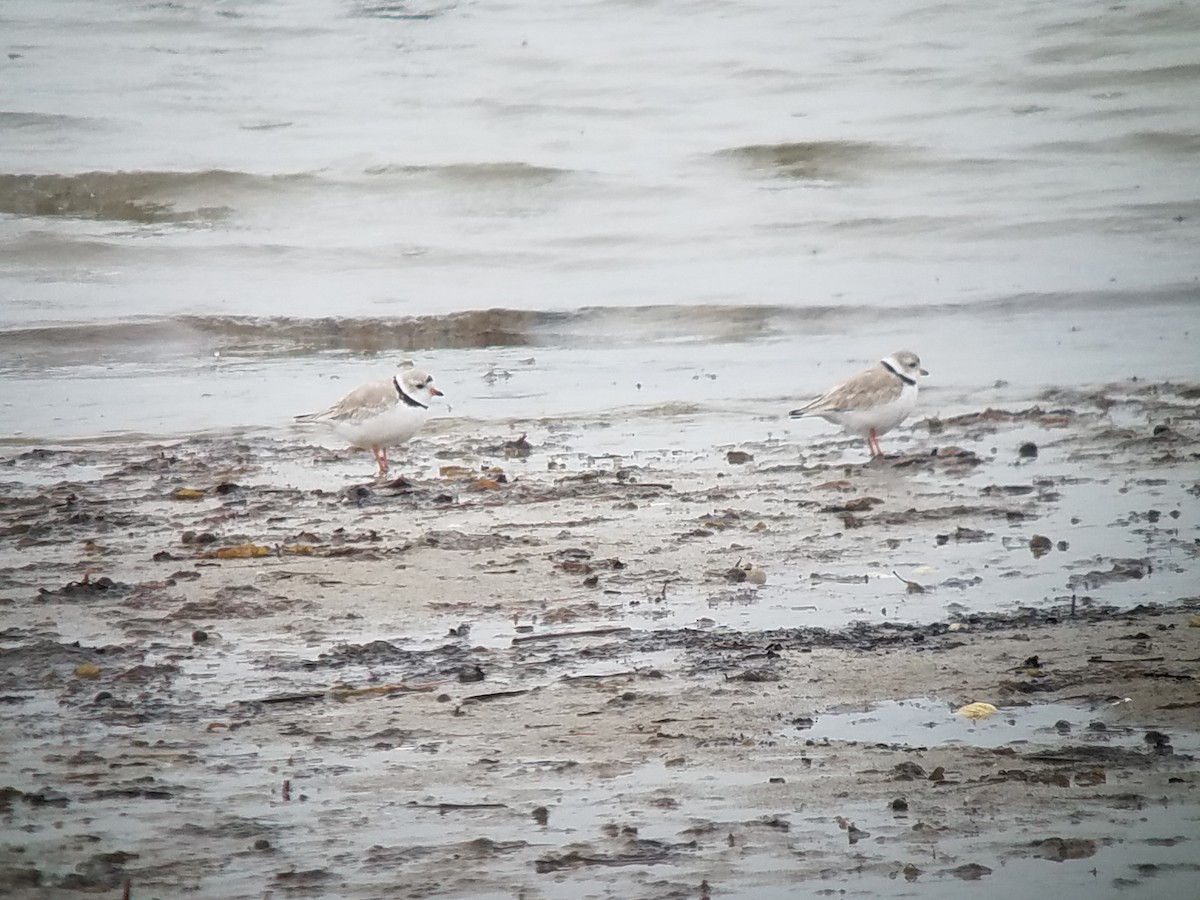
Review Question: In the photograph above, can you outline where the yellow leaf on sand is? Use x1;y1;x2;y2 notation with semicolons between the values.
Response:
205;543;270;559
281;544;315;555
1188;617;1200;628
74;663;101;679
438;465;476;479
172;488;205;500
467;478;501;491
955;702;998;721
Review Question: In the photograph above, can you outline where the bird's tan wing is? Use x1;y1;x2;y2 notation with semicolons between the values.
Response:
296;380;397;424
791;363;902;415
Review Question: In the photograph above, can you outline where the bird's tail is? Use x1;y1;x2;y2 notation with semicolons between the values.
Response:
788;400;818;419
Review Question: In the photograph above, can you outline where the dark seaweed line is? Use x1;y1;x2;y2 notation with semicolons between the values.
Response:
1;284;1197;356
622;598;1200;656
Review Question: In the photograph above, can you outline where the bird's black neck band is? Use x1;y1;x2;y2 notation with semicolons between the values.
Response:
394;376;428;409
881;359;917;387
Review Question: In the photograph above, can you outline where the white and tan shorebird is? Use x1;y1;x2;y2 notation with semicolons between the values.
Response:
295;367;443;477
789;350;928;458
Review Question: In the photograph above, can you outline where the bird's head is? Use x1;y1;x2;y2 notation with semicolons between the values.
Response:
886;350;928;379
398;368;444;404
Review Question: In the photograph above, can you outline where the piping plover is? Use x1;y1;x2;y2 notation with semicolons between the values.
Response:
789;350;928;458
295;367;443;477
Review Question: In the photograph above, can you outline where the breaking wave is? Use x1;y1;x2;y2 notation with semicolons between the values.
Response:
1;285;1195;372
362;161;573;183
716;140;902;180
0;162;575;224
0;170;311;223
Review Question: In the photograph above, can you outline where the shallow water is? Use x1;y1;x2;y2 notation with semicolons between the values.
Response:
3;0;1200;443
804;696;1200;752
2;293;1199;443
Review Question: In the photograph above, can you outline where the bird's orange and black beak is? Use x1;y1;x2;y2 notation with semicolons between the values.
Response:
430;387;444;397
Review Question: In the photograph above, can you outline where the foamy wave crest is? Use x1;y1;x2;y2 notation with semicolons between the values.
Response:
362;161;572;183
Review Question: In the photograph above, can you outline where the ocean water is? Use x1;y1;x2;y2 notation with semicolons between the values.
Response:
1;0;1198;442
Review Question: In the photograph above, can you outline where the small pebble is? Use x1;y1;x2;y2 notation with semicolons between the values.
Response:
192;629;208;644
1018;441;1038;458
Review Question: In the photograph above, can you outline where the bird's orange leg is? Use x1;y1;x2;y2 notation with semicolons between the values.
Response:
371;445;389;477
868;428;883;458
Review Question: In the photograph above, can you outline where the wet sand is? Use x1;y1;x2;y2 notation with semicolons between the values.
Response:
1;377;1198;899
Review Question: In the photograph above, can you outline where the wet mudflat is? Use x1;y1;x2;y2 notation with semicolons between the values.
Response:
1;378;1198;899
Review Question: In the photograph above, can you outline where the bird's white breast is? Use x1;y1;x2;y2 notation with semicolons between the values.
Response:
822;381;918;438
334;403;426;449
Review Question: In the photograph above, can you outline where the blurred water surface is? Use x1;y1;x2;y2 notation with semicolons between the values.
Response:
1;0;1198;439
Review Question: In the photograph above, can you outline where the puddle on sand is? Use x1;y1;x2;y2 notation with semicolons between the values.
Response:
799;696;1200;754
771;799;1200;900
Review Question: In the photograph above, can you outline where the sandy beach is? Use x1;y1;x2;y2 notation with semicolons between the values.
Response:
1;375;1197;899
